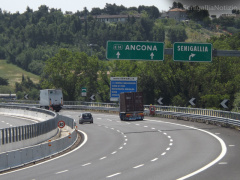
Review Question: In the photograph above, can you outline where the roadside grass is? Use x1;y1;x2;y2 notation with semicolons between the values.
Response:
0;60;40;93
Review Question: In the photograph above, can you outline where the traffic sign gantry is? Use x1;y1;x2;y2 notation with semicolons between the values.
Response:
173;43;212;62
106;41;164;61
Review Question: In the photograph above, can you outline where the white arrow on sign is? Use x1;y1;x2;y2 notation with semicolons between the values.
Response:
24;94;28;99
221;99;228;109
150;52;154;60
189;53;196;60
116;52;120;59
157;97;163;105
90;95;95;101
189;98;196;106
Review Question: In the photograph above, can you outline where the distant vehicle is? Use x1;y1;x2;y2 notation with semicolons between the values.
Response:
79;112;93;124
39;89;63;112
119;92;144;121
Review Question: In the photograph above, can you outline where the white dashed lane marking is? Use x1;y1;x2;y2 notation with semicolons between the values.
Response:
100;157;106;160
55;170;68;174
82;163;91;167
219;162;228;165
106;172;121;178
151;158;158;162
133;164;144;169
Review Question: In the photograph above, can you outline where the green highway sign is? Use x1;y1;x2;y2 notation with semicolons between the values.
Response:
106;41;164;61
81;87;87;97
173;43;212;62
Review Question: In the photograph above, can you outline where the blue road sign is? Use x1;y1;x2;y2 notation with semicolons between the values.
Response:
110;77;137;101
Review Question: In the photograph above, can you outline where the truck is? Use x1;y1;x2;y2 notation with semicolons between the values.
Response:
119;92;144;121
40;89;63;112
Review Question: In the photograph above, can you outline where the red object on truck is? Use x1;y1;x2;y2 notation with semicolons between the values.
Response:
119;92;144;121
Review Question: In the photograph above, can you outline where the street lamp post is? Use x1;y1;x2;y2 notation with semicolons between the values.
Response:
87;44;98;56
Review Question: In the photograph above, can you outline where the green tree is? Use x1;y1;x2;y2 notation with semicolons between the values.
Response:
167;25;187;44
0;77;8;86
41;49;99;101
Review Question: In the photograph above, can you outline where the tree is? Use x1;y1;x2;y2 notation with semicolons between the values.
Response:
0;77;8;86
171;2;184;9
91;8;102;15
187;6;209;22
138;5;160;19
167;25;187;44
41;49;99;101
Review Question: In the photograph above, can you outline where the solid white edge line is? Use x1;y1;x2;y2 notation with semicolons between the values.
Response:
145;119;227;180
0;130;88;176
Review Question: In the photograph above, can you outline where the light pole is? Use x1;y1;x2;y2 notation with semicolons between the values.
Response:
87;44;98;56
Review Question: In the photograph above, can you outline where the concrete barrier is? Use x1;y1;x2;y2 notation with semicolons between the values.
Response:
0;105;58;152
0;105;77;172
0;130;77;171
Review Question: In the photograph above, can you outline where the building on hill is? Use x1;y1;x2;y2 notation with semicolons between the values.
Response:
160;8;187;22
80;14;141;23
220;13;240;18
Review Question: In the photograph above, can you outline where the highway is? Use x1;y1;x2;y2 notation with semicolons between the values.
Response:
1;110;240;180
0;114;37;128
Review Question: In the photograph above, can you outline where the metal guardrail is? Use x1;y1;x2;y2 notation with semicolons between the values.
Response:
62;101;240;128
144;105;240;127
1;100;240;127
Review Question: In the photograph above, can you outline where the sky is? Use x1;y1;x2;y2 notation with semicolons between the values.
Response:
1;0;172;13
1;0;240;15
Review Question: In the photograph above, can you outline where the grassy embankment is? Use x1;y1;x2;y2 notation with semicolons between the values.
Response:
0;60;40;93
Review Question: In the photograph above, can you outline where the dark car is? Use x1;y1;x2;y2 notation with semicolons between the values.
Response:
79;112;93;124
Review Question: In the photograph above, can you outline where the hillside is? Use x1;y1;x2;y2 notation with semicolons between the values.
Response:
185;27;223;42
0;60;40;93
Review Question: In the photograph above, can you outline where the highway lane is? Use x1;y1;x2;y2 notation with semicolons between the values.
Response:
0;114;37;128
0;110;239;180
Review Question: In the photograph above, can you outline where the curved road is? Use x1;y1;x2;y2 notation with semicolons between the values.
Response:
1;110;240;180
0;114;37;128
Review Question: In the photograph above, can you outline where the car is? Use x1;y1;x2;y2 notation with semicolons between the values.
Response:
79;112;93;124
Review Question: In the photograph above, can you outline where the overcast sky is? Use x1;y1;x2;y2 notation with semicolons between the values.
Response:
1;0;172;13
1;0;240;15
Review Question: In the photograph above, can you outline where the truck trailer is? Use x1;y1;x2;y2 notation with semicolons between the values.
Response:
40;89;63;112
119;92;144;121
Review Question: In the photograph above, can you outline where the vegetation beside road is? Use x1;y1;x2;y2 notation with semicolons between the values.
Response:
1;3;240;111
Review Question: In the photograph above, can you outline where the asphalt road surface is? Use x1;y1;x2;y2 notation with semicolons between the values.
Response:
0;114;37;128
1;110;240;180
